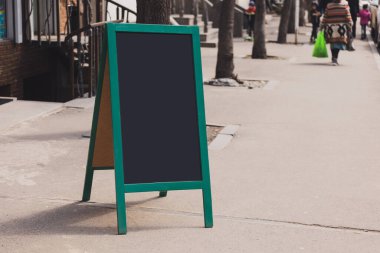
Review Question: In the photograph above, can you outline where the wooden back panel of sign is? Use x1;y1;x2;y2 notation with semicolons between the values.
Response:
92;56;114;168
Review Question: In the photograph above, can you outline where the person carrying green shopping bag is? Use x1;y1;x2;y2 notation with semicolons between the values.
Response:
313;31;328;58
320;0;353;66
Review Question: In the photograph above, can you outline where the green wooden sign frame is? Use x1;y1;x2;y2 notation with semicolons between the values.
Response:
81;23;213;235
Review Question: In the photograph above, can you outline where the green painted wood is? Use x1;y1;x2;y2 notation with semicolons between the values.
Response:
84;23;213;234
82;167;94;201
159;191;168;197
124;181;203;193
113;23;198;34
191;27;214;228
82;33;109;202
107;23;127;235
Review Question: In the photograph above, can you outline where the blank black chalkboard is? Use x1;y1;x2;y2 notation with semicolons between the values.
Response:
116;32;203;184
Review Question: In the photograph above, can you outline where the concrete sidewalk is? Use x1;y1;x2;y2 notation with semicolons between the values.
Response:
2;19;380;252
0;100;63;132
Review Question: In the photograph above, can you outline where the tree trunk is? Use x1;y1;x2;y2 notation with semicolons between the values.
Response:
215;0;235;78
277;0;293;43
252;0;267;59
288;0;295;33
179;0;185;17
307;0;313;23
299;0;306;26
136;0;171;24
136;0;147;23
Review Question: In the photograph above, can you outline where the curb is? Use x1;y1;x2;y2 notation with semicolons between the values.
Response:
0;96;95;133
64;96;95;109
208;124;239;150
0;101;64;133
368;39;380;71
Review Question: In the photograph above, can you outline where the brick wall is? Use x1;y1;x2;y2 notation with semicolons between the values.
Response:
0;40;55;98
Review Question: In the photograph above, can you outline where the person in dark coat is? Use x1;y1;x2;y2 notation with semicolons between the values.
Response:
310;2;321;43
348;0;359;37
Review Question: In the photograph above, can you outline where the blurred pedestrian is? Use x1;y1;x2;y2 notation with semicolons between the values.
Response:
348;0;359;37
245;0;256;40
358;4;371;39
321;0;353;65
310;2;321;43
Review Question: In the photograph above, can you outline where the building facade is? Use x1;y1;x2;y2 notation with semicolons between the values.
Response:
0;0;111;101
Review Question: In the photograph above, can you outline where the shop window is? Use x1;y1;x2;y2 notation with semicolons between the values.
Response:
0;0;22;43
0;0;6;39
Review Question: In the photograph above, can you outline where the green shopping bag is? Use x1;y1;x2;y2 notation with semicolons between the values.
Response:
312;31;328;58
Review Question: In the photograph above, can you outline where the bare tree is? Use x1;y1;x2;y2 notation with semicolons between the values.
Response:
252;0;267;59
215;0;235;78
277;0;293;43
136;0;171;24
306;0;313;23
299;0;306;26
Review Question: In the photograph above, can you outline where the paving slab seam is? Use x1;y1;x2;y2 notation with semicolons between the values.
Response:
61;199;380;235
131;206;380;235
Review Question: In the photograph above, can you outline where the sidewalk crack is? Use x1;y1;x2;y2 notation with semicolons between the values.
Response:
133;206;380;234
3;196;380;235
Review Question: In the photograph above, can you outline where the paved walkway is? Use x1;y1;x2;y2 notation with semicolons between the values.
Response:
2;20;380;252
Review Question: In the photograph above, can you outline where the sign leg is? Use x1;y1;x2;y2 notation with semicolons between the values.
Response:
115;192;127;235
202;186;213;228
114;168;127;234
159;191;168;197
82;166;94;201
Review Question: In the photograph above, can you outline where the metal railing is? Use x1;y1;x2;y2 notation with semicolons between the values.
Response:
105;0;137;23
63;0;136;98
24;0;62;45
63;0;137;98
171;0;210;33
22;0;138;99
65;20;124;98
202;0;245;37
202;0;211;33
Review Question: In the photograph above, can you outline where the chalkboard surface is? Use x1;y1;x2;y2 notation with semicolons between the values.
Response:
116;32;203;184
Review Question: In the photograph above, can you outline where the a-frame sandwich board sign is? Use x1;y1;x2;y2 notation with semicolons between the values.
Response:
81;23;213;235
